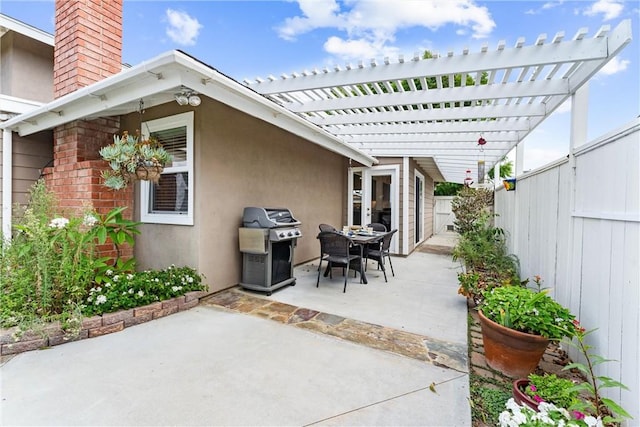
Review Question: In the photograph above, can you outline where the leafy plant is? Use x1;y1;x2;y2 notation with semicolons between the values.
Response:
563;324;632;424
83;265;207;316
451;186;493;235
525;373;580;409
480;285;576;341
0;181;99;326
100;130;172;190
500;398;602;426
92;206;141;283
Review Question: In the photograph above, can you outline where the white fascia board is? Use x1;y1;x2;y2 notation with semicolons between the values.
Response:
169;53;378;167
0;14;54;46
0;94;43;114
0;50;377;167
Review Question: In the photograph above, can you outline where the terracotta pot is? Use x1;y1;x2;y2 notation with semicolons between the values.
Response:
478;310;549;378
512;378;540;411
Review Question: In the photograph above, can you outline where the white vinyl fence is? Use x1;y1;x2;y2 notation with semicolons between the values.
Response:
495;118;640;423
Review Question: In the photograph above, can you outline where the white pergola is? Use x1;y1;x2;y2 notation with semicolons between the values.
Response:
245;20;632;183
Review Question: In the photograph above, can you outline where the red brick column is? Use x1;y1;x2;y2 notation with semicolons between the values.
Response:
46;0;131;260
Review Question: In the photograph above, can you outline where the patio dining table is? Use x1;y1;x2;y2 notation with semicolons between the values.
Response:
323;230;385;284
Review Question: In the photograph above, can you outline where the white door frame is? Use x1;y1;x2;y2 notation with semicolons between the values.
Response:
414;169;425;244
348;165;399;253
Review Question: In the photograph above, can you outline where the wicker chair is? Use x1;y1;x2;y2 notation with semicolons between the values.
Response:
366;222;387;232
365;229;397;282
318;223;337;232
316;231;361;292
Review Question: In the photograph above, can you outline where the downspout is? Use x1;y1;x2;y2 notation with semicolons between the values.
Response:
2;128;12;238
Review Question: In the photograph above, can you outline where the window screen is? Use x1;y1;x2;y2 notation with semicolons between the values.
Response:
148;125;187;213
150;172;189;213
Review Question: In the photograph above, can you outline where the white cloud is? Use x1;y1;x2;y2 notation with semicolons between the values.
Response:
598;56;630;75
583;0;624;21
276;0;495;61
165;9;202;46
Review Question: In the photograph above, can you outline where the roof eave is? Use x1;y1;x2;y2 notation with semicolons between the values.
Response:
0;50;377;167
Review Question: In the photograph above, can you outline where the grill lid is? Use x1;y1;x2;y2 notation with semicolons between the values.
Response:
243;207;301;228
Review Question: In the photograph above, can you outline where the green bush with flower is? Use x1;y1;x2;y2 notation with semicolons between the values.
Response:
84;266;206;316
0;180;206;334
525;373;581;409
500;398;603;427
480;285;576;341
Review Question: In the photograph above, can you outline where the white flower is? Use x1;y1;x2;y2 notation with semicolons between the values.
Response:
171;286;183;292
127;274;134;280
137;290;144;297
113;275;119;282
105;282;111;287
49;217;69;229
82;214;98;227
96;295;107;305
584;416;603;427
106;269;113;276
186;276;194;283
128;289;134;294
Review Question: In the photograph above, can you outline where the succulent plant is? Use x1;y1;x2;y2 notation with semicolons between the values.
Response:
99;130;172;190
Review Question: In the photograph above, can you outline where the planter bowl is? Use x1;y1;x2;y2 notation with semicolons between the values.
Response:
478;310;549;378
512;378;540;411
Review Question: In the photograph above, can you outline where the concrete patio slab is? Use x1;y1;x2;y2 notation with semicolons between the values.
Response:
1;241;470;426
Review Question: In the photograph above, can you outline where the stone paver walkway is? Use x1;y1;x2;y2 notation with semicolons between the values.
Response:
202;288;468;373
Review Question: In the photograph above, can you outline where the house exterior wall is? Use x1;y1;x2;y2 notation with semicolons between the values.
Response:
125;98;347;293
0;31;54;101
494;119;640;422
0;28;54;232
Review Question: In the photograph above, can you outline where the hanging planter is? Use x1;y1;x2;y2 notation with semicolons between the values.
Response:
99;130;172;190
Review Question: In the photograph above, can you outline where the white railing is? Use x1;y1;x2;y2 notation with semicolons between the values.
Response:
495;118;640;423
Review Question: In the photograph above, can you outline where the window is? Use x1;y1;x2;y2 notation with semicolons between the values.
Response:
140;112;194;225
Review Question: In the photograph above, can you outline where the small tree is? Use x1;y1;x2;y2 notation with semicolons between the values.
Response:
451;186;494;235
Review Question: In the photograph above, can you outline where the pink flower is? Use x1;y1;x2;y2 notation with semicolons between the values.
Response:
533;395;544;403
528;385;537;392
573;411;586;420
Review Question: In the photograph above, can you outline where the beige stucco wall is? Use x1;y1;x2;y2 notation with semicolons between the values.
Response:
125;98;347;293
0;32;54;101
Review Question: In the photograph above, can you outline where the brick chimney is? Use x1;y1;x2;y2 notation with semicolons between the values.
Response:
45;0;132;260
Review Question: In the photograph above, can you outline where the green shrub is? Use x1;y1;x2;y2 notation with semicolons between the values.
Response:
83;265;207;316
451;186;493;235
526;373;580;409
480;286;576;341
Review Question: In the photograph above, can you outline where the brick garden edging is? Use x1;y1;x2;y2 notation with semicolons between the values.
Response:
0;291;206;356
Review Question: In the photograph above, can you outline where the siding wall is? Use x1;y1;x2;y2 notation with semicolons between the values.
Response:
495;119;640;423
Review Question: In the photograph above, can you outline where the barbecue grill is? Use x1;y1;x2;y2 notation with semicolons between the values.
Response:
238;207;302;295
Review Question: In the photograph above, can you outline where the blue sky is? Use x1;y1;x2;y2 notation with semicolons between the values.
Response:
2;0;638;171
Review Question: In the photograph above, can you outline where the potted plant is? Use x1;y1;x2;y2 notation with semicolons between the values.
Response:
513;373;580;411
99;130;172;190
478;283;576;378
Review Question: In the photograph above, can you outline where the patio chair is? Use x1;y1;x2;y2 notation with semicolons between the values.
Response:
366;222;387;232
318;223;337;232
365;229;397;282
316;231;361;292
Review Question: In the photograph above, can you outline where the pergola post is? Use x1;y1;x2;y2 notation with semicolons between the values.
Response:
564;83;590;314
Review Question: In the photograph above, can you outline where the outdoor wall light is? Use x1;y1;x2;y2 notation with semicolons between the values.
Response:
175;91;201;107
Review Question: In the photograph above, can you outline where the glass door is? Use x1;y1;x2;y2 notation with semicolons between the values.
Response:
349;166;399;253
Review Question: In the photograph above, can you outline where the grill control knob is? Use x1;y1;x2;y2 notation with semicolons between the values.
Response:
288;231;293;237
279;232;285;238
295;231;301;236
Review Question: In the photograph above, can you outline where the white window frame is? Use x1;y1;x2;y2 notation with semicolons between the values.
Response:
139;111;194;225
